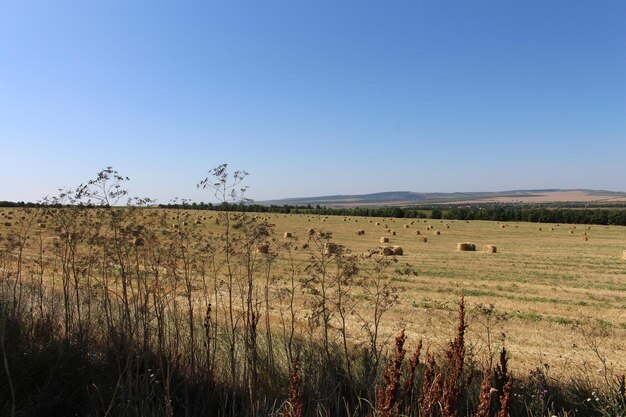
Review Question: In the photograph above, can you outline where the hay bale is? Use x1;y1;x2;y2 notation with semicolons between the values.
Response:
391;245;403;255
38;223;46;228
380;237;389;243
195;220;202;224
433;230;441;235
172;224;179;229
537;227;542;231
356;229;365;236
324;242;338;255
3;222;11;227
380;246;393;256
415;230;421;235
182;221;188;226
483;245;497;253
569;230;574;235
500;225;506;229
307;228;315;236
133;237;145;247
256;244;270;254
404;224;410;229
419;237;428;242
391;231;396;236
457;242;476;251
583;236;588;241
375;222;381;226
284;232;293;238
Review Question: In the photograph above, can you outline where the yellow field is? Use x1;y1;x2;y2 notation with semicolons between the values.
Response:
1;208;625;383
244;212;626;379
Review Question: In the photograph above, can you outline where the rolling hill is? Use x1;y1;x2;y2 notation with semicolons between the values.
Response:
259;189;626;207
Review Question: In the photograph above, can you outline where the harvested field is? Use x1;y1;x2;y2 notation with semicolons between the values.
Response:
1;208;625;384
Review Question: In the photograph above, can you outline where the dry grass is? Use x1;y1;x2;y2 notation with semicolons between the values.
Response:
1;207;625;385
205;211;626;381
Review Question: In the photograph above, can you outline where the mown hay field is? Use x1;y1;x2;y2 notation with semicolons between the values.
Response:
2;208;625;382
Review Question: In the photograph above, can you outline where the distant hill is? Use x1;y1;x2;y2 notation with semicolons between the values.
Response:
259;189;626;207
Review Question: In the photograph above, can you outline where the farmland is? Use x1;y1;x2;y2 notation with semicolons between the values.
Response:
2;207;624;378
1;198;625;416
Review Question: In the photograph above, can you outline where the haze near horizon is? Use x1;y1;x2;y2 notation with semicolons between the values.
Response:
1;1;625;204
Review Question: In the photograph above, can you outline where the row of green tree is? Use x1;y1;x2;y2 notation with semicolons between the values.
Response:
157;202;626;226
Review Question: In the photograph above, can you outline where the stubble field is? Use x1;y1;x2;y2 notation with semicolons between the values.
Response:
2;207;625;383
258;213;626;379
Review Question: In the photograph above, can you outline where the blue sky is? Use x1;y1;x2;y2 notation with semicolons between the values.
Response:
1;1;625;203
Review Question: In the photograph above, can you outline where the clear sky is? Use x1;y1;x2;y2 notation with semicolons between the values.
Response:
1;1;625;203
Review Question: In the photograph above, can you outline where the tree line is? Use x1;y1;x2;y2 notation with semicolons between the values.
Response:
157;202;626;226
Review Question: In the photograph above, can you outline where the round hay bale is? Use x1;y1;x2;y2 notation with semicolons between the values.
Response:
445;225;450;229
419;237;428;242
433;230;441;235
415;230;421;235
391;246;403;255
500;225;506;229
324;242;338;255
583;236;588;241
483;245;497;253
195;219;202;224
356;229;365;235
537;227;542;231
3;222;11;227
391;231;396;236
569;230;574;235
284;232;293;238
380;246;393;256
404;224;410;229
307;228;315;236
380;236;389;243
38;223;46;228
256;244;269;254
375;222;381;226
457;242;476;252
133;237;145;247
182;221;188;226
172;224;179;229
